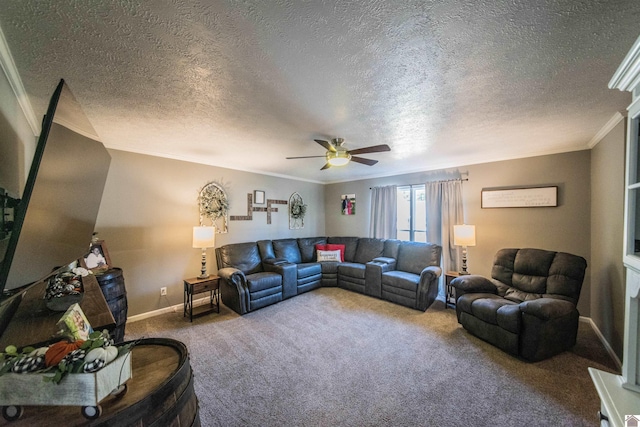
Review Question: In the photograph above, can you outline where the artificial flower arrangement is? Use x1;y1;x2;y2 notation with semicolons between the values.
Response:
0;329;132;384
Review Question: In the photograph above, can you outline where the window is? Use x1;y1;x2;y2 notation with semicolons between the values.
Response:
397;185;426;242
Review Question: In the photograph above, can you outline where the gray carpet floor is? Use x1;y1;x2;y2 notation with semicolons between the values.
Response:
125;287;618;427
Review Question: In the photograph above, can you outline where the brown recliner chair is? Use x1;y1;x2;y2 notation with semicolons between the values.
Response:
450;248;587;361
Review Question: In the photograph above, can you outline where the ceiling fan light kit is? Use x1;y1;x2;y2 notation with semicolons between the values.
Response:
327;151;351;166
286;138;391;171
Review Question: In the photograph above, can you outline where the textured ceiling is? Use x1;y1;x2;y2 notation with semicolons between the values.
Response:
1;1;639;183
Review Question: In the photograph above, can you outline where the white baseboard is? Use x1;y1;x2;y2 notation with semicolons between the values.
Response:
580;316;622;370
127;296;211;323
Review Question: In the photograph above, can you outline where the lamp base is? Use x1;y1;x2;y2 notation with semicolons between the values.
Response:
459;246;470;275
198;248;209;280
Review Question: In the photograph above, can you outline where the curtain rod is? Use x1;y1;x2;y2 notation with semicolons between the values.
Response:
370;177;468;190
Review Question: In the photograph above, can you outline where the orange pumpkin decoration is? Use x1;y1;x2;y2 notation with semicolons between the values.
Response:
44;339;85;367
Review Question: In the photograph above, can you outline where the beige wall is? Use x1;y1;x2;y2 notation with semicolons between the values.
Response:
590;118;626;358
326;150;592;314
95;149;325;316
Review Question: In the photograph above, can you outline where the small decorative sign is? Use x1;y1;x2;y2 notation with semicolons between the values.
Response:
481;186;558;208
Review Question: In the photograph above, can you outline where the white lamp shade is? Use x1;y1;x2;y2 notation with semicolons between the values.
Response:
192;226;215;249
454;224;476;247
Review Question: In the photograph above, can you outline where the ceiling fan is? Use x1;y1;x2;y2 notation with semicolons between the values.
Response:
286;138;391;170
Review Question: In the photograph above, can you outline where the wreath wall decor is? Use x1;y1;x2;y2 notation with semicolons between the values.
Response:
198;181;229;233
289;192;306;230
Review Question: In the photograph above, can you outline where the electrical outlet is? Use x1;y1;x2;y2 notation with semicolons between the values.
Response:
160;287;167;296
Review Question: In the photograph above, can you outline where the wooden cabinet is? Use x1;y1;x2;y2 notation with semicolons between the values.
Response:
0;274;115;349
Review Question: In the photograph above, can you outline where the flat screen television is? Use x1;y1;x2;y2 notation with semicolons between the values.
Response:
0;79;111;296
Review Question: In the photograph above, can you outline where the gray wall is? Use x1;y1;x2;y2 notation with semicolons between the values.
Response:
0;68;627;359
95;149;325;316
0;71;34;197
590;119;626;358
326;150;592;315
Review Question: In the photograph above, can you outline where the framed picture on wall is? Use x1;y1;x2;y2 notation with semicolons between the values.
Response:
341;194;356;215
254;190;265;205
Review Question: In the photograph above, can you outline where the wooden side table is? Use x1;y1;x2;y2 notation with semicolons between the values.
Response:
183;276;220;321
444;271;461;309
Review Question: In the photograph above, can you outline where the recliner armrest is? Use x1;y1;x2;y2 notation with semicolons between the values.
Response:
450;275;497;295
519;298;576;321
218;267;245;283
420;265;442;279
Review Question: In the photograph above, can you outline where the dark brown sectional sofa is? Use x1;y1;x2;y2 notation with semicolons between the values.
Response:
215;237;442;315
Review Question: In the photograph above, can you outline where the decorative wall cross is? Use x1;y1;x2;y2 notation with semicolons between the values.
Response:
230;193;288;224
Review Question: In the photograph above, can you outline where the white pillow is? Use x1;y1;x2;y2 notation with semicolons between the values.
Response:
317;249;341;262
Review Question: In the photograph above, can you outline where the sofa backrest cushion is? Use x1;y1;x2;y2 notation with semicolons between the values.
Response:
216;242;263;275
491;248;587;304
273;238;302;264
396;242;442;275
354;238;385;264
257;240;275;260
298;237;327;262
383;239;401;259
327;237;359;262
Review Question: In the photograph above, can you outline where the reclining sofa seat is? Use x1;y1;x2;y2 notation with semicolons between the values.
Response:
260;238;325;296
334;237;384;294
451;248;587;361
379;241;443;311
215;242;285;315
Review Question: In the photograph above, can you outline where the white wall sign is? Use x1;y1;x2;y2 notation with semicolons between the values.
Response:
481;186;558;208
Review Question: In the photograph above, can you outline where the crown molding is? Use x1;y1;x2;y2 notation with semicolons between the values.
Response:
0;24;39;135
610;34;640;92
588;111;626;148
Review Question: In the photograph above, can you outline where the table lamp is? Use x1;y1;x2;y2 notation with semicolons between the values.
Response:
453;224;476;275
193;226;215;279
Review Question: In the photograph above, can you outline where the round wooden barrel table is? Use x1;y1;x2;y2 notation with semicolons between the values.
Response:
0;338;200;427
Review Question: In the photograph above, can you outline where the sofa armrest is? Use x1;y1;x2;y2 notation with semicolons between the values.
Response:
217;267;248;314
372;256;397;267
416;266;442;311
263;257;289;266
450;275;497;296
519;298;576;321
364;260;395;298
218;267;245;283
263;261;297;299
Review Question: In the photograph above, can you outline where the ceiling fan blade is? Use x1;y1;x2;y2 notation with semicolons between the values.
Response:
315;139;337;153
350;156;378;166
321;163;332;170
347;144;391;155
286;155;327;159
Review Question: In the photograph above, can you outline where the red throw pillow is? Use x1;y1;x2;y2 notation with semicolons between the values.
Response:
316;244;345;262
